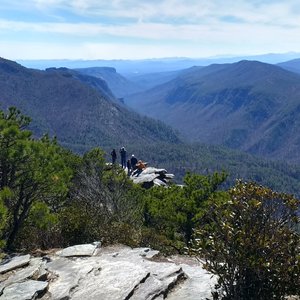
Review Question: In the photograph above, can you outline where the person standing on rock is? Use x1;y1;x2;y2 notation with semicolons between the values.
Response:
126;159;132;175
130;154;138;170
111;149;117;164
120;147;127;168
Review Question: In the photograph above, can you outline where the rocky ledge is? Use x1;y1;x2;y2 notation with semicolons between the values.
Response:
0;243;215;300
130;167;175;189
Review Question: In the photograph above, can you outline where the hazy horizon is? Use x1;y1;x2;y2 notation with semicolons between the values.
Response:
13;51;300;62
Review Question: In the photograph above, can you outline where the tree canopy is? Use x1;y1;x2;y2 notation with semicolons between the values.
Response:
0;107;72;250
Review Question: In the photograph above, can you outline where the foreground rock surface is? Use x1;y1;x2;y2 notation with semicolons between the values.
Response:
0;243;215;300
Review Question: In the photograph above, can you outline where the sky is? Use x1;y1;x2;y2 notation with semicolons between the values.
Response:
1;0;300;60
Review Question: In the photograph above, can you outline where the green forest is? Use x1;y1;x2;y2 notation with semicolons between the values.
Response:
0;107;299;299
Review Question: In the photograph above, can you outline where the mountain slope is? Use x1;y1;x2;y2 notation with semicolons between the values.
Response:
75;67;142;97
277;58;300;74
125;60;300;162
126;70;183;90
0;58;181;151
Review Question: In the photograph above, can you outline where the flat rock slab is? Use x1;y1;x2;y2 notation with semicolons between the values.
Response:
99;246;159;260
57;242;100;257
130;263;185;300
166;258;216;300
0;245;216;300
46;246;190;300
0;258;44;293
0;279;48;300
46;257;96;300
0;255;30;274
71;260;150;300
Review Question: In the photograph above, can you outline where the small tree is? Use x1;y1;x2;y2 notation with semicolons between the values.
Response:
192;180;300;299
0;107;72;250
143;171;228;251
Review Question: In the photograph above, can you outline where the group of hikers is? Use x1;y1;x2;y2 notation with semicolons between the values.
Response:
110;147;147;175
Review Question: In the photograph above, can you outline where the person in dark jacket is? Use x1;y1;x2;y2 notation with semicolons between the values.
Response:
111;149;117;164
120;147;127;168
130;154;138;170
127;159;132;175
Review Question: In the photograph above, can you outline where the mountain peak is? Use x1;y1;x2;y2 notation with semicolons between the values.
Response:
0;57;25;73
234;60;267;69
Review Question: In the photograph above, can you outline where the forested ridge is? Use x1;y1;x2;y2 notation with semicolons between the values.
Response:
0;107;299;299
0;57;180;148
125;60;300;163
1;57;300;198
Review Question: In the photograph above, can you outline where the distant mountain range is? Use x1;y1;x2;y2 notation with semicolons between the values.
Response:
0;57;180;152
18;52;300;75
125;60;300;163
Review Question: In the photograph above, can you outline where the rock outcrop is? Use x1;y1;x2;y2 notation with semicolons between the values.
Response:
0;243;215;300
130;167;175;188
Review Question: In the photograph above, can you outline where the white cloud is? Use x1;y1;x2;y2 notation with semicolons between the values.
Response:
0;14;300;42
3;0;299;25
24;0;300;27
1;0;300;59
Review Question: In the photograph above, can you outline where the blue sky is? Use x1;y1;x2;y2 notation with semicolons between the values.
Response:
1;0;300;60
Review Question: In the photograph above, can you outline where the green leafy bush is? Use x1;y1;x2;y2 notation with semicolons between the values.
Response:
192;181;300;299
143;172;228;252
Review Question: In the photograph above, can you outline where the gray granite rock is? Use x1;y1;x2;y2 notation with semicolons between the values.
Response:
0;245;215;300
166;257;217;300
140;168;167;175
131;173;160;185
130;263;185;300
0;254;30;274
0;258;44;293
71;260;150;300
99;246;159;261
57;242;100;257
153;178;167;186
130;166;174;188
45;257;96;299
165;174;175;179
70;247;184;300
0;280;48;300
